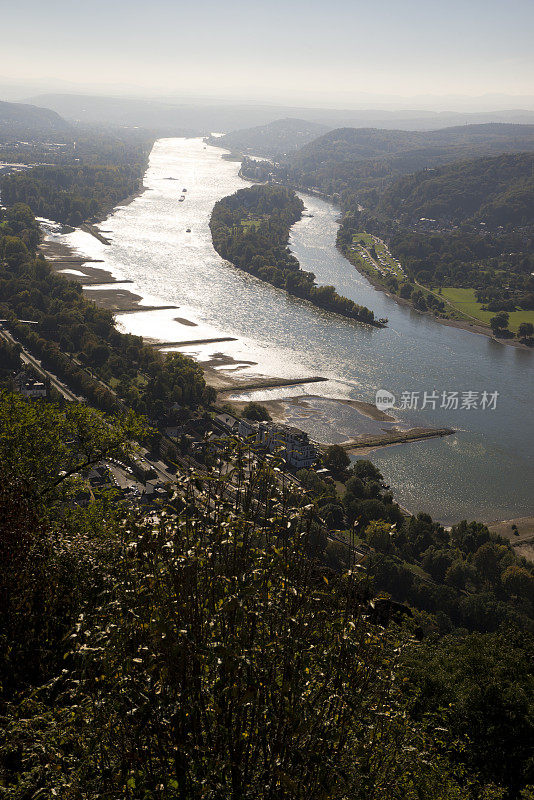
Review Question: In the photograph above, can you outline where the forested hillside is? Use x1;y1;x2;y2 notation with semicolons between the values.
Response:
0;126;155;225
259;123;534;335
277;123;534;206
0;99;71;141
207;117;330;157
378;152;534;226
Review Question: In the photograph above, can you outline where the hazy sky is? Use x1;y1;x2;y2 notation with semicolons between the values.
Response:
2;0;533;106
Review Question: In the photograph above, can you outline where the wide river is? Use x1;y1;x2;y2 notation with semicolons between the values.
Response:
51;137;534;524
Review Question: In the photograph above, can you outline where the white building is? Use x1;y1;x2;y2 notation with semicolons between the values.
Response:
257;422;317;469
15;372;47;398
236;419;317;469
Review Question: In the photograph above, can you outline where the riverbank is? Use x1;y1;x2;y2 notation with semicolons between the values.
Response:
216;391;452;453
39;234;450;456
342;243;532;350
40;238;172;313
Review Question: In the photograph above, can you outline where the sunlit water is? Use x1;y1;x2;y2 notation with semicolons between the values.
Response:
44;137;534;524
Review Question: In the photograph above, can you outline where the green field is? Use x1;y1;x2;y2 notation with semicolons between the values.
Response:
440;287;534;333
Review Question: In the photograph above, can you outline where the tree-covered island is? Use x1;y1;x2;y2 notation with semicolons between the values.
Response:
210;184;380;325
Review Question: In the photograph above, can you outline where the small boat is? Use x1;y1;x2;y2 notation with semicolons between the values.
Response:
182;188;187;192
186;228;191;233
179;195;185;202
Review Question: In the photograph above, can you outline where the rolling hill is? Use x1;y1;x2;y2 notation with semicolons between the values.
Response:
0;100;72;141
378;152;534;226
207;118;331;158
269;123;534;208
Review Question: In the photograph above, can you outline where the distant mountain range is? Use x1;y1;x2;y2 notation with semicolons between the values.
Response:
23;93;534;135
0;100;71;141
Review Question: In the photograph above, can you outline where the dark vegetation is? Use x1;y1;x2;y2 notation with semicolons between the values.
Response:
300;449;534;636
1;393;533;798
336;153;534;325
279;124;534;203
0;399;468;798
2;163;145;226
210;184;377;324
241;400;272;421
377;152;534;226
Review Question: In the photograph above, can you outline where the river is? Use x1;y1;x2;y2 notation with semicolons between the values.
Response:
47;137;534;525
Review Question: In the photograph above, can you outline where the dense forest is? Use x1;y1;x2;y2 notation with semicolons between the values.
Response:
0;116;155;225
282;123;534;200
210;184;378;324
333;152;534;324
377;152;534;227
2;163;145;226
0;127;155;225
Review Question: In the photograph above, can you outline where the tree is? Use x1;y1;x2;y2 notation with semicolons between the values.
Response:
473;542;507;587
365;520;394;553
344;475;365;499
518;321;534;341
422;547;454;583
323;444;350;479
501;565;534;598
319;502;345;530
241;401;272;421
350;459;383;482
445;559;474;590
402;630;534;796
0;391;145;503
490;312;509;334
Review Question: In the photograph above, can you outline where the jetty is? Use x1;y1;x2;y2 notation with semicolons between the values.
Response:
217;376;328;394
336;427;455;452
150;337;237;347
